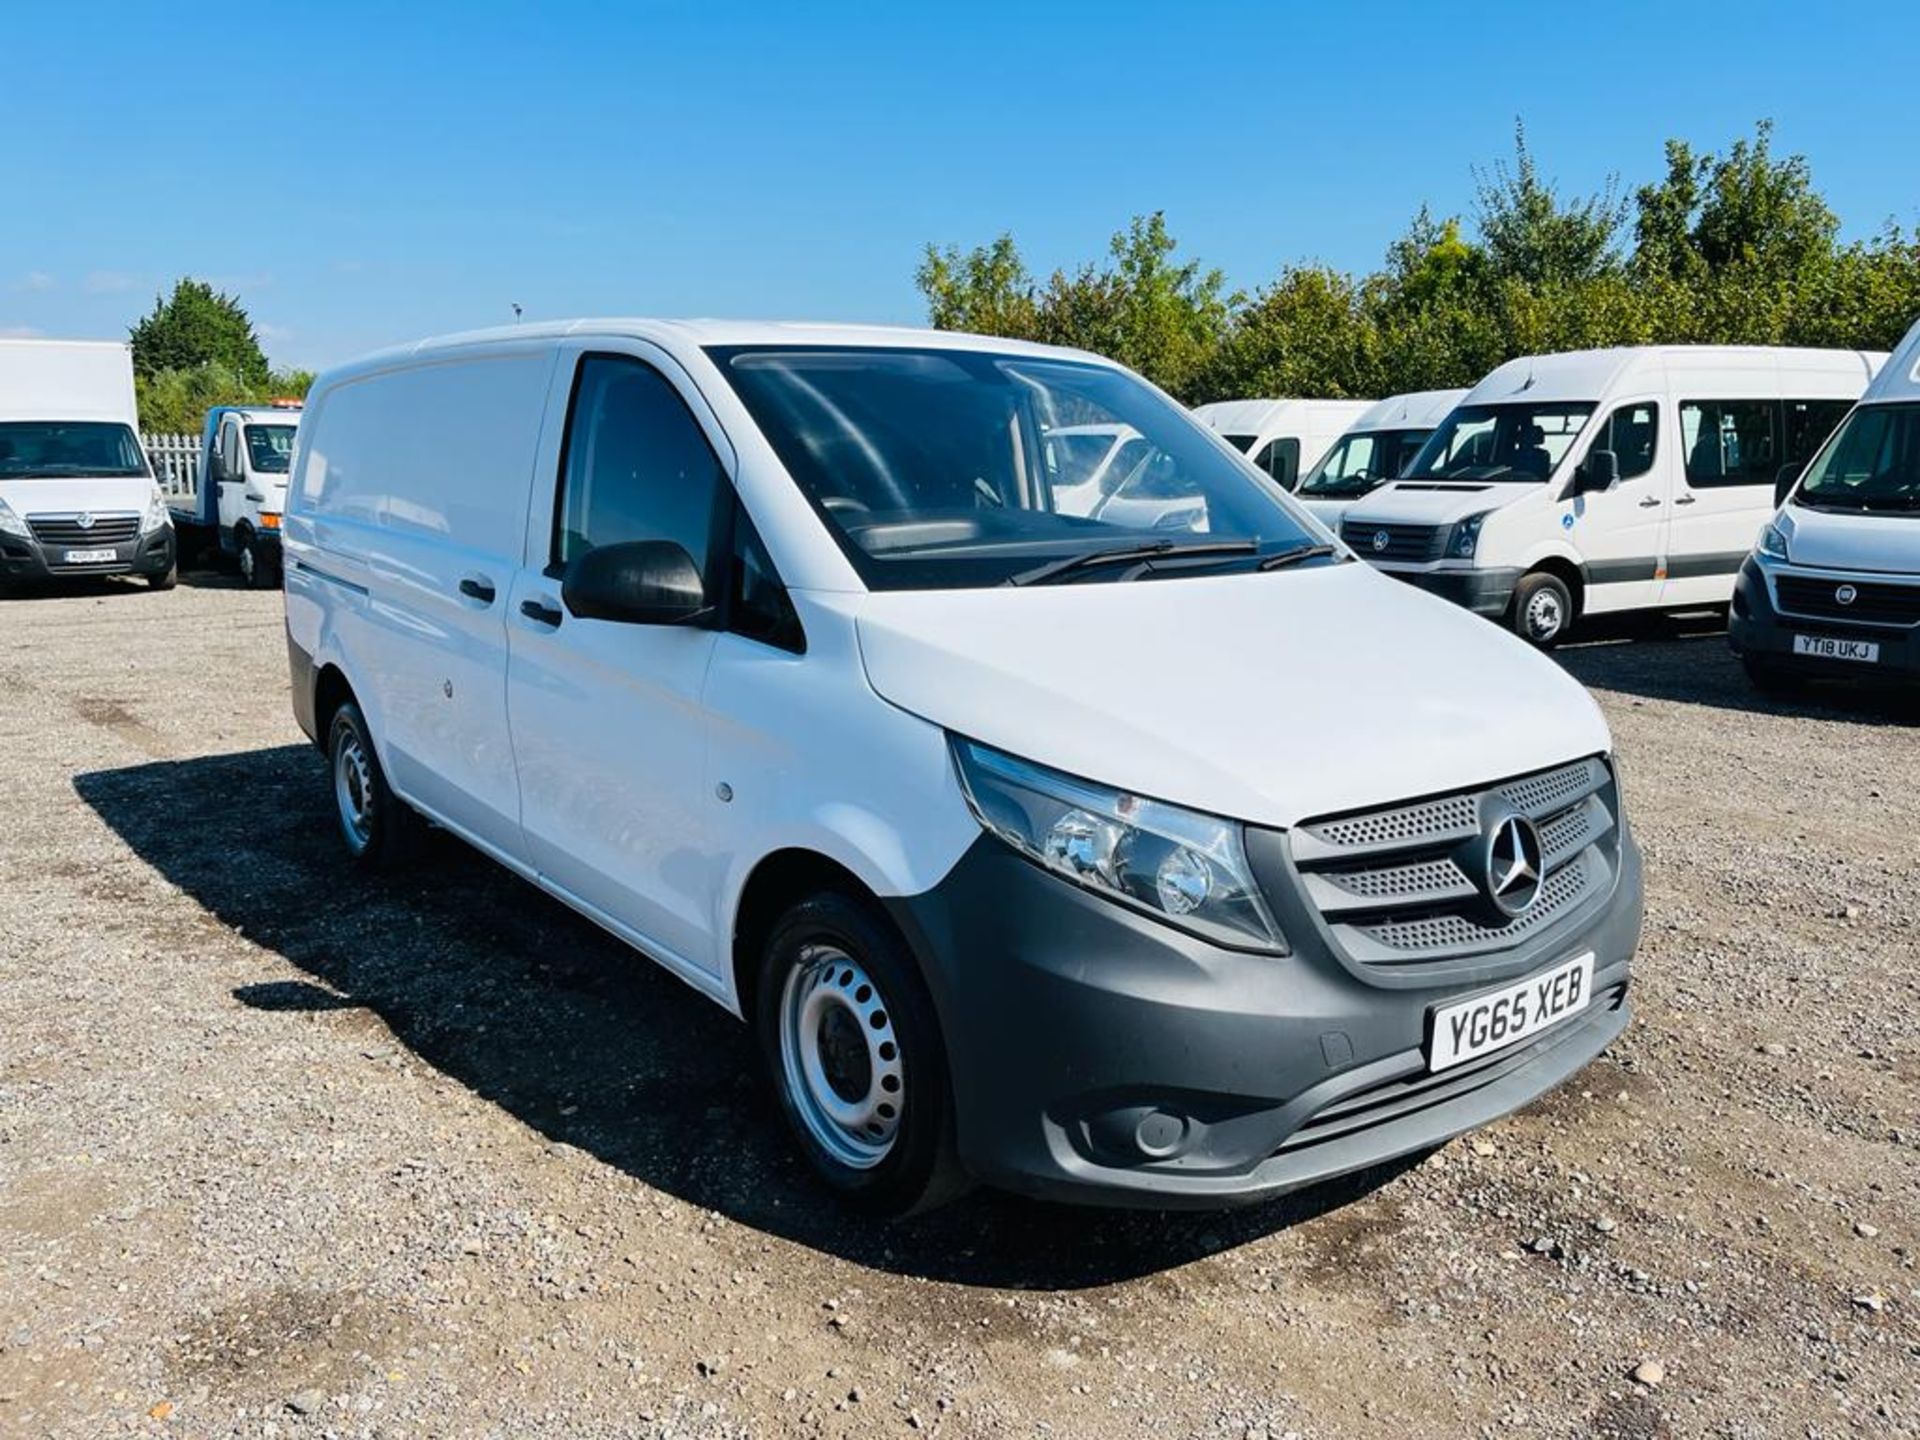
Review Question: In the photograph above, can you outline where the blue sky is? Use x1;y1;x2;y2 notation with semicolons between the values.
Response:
5;1;1916;372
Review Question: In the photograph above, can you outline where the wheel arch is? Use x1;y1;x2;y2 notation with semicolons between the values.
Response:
729;848;901;1025
1521;554;1586;621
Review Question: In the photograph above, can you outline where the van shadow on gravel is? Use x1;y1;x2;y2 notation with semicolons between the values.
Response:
1555;610;1917;725
76;746;1412;1291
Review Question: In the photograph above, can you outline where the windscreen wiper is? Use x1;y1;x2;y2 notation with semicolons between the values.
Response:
1255;541;1340;571
1005;539;1258;586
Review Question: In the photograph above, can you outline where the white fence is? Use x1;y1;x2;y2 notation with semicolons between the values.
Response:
144;432;200;500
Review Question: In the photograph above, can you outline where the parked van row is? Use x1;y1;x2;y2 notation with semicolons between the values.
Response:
285;319;1644;1213
1731;316;1920;688
0;339;175;591
1326;346;1883;646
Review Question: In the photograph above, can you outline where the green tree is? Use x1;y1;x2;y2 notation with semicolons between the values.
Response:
1474;122;1626;288
129;279;270;385
914;234;1042;339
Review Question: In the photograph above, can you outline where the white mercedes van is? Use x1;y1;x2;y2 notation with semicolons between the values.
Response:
284;321;1643;1212
1190;397;1373;491
1293;388;1468;531
1731;316;1920;689
0;339;175;592
1338;347;1882;645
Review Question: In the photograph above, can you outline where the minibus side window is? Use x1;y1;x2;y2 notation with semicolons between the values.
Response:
1250;437;1299;487
552;355;728;578
1679;400;1776;488
1584;402;1659;481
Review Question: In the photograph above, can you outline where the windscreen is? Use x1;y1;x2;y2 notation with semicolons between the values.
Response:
0;421;148;479
1298;428;1434;498
1403;403;1595;483
1792;402;1920;513
710;346;1324;590
244;423;297;474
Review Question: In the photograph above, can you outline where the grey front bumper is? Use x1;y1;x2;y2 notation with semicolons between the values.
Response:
0;525;174;583
1730;556;1920;680
1381;565;1522;618
887;821;1642;1208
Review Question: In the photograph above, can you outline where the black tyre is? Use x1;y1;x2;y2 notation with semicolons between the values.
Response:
146;563;177;591
238;527;277;589
327;701;417;869
755;891;967;1216
1511;570;1574;648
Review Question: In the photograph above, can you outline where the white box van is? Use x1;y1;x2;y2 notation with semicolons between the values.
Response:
1191;397;1373;491
1338;347;1881;645
169;403;302;586
285;321;1643;1212
1293;388;1468;530
0;339;175;592
1731;317;1920;688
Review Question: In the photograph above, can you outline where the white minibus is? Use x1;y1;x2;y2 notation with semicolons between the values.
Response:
1190;397;1372;492
1293;389;1467;530
1731;317;1920;689
1338;347;1881;645
285;321;1642;1212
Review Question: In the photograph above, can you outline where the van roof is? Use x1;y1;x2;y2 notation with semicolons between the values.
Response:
1347;388;1468;432
1859;317;1920;404
334;319;1108;376
1190;397;1375;434
1463;345;1884;406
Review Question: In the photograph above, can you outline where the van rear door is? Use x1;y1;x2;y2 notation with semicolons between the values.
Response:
504;343;733;979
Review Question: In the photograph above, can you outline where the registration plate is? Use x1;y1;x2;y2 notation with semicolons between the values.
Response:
63;547;118;564
1793;634;1878;663
1428;953;1594;1073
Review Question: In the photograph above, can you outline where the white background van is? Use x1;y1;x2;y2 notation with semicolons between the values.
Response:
0;339;174;592
1190;397;1373;491
1731;316;1920;688
169;403;301;586
1293;388;1467;530
1338;347;1882;644
285;320;1643;1213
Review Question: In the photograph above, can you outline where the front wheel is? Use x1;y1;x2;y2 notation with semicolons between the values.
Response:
1511;571;1574;648
755;892;966;1215
327;701;417;868
238;529;277;589
146;563;177;591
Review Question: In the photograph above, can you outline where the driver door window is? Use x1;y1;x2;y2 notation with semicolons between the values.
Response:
1585;402;1659;482
1250;437;1300;489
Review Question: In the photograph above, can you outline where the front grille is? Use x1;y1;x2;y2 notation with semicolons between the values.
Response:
1341;519;1443;563
1273;983;1627;1154
1289;757;1618;971
1774;574;1920;627
27;513;140;547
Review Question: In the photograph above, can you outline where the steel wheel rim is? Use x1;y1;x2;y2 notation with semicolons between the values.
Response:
240;544;255;582
1525;589;1564;641
779;944;904;1170
333;730;374;854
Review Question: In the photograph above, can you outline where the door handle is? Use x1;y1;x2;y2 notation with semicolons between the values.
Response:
1637;497;1662;508
458;576;496;604
519;597;563;627
1674;494;1697;506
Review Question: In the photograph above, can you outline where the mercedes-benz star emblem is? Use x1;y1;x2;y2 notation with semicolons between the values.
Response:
1372;529;1390;553
1835;584;1858;606
1484;813;1545;918
76;512;95;531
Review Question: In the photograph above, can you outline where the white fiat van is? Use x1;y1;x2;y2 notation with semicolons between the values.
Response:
0;338;175;592
1293;388;1468;530
1731;316;1920;689
1338;347;1881;645
285;321;1643;1213
1190;397;1373;491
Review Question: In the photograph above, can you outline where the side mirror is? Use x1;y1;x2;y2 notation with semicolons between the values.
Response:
209;451;233;485
1576;449;1620;494
562;540;711;626
1774;463;1801;507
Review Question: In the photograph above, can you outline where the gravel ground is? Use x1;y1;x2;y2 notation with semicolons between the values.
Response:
1;573;1916;1440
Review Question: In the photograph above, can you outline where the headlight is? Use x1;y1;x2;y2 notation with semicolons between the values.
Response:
950;737;1286;952
1446;511;1491;559
139;486;171;536
1756;520;1790;562
0;497;28;539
